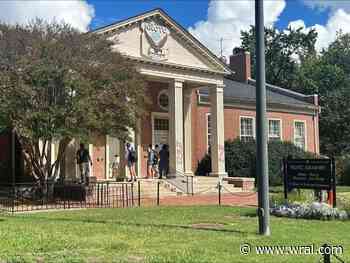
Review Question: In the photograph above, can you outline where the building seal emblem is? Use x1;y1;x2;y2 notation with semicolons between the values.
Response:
141;21;169;60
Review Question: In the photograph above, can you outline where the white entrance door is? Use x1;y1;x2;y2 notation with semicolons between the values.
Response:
153;117;169;147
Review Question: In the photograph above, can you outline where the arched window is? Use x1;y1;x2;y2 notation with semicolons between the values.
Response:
158;90;169;111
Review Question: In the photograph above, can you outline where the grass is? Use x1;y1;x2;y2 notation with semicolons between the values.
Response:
0;206;349;263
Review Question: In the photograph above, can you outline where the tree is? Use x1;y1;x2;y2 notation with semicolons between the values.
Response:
296;32;350;156
240;26;317;91
0;21;147;185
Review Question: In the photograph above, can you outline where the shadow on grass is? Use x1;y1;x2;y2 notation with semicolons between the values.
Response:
10;215;249;235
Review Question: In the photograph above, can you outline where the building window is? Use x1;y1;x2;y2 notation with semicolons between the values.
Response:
206;113;211;150
268;119;281;141
240;117;255;142
294;121;306;150
154;118;169;131
158;90;169;111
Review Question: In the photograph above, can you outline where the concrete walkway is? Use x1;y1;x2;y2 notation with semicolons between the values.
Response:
141;192;257;207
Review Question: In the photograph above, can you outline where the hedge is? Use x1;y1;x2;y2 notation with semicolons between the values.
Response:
196;139;315;186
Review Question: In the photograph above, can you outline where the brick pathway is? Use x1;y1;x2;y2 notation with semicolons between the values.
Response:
141;192;257;207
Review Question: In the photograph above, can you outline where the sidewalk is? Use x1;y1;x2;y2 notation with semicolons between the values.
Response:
142;192;257;207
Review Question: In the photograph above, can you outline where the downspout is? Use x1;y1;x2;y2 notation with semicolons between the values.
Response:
313;94;320;155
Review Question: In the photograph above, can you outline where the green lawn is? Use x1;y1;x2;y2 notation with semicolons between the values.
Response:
0;206;349;263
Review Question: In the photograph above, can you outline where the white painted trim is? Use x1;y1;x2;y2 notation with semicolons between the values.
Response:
105;135;110;179
268;118;283;141
206;113;211;151
92;9;231;74
138;65;225;86
239;116;256;140
151;112;169;146
293;120;307;151
88;143;93;178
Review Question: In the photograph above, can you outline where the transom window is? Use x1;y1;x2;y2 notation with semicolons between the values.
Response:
294;121;306;150
158;90;169;111
268;119;281;141
240;117;255;142
154;118;169;131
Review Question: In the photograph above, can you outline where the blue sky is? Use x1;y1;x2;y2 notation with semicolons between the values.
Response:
89;0;330;31
1;1;349;56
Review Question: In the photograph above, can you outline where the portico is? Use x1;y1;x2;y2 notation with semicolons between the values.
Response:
91;8;231;179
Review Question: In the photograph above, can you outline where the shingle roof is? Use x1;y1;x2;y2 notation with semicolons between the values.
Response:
199;77;316;109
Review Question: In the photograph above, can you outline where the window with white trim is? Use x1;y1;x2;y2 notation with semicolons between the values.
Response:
268;119;281;141
206;113;211;150
294;121;306;150
240;117;255;142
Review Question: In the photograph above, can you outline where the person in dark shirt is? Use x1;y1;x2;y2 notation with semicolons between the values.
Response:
158;144;169;179
76;143;92;184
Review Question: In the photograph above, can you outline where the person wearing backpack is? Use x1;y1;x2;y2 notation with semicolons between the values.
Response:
153;144;160;178
126;142;137;182
147;144;155;179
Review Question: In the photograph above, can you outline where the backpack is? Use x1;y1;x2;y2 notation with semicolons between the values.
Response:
129;149;137;163
152;150;159;165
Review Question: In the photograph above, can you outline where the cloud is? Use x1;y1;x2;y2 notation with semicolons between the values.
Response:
304;1;350;13
188;0;286;58
288;9;350;51
0;0;95;32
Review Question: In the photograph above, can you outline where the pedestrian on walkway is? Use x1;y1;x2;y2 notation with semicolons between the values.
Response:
126;142;137;182
76;143;92;185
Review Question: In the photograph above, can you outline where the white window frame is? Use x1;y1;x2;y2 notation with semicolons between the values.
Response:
293;120;307;151
151;112;169;146
239;116;255;141
206;113;211;151
268;118;283;141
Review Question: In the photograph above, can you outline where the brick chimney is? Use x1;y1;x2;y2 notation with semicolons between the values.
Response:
229;47;251;83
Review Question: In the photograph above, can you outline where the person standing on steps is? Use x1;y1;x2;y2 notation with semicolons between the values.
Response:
76;143;92;185
158;144;169;179
125;142;137;182
153;144;160;178
147;144;155;179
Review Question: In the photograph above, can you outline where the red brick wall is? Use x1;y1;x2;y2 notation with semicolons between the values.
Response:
191;98;319;172
139;81;169;177
138;83;319;177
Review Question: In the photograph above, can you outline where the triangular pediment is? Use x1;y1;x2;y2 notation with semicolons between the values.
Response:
92;9;231;75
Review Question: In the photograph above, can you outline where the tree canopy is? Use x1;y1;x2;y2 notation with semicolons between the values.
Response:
240;26;350;157
241;25;317;90
0;21;147;182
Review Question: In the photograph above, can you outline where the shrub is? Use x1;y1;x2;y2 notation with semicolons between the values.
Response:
196;138;315;186
270;202;348;220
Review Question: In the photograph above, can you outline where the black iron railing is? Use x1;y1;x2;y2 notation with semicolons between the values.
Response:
0;181;137;213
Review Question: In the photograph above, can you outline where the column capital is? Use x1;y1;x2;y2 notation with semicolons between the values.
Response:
173;79;185;88
209;85;224;95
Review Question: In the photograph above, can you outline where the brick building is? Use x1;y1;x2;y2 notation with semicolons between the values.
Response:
0;8;320;182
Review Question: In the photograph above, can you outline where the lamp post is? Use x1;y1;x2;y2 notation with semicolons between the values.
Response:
255;0;270;236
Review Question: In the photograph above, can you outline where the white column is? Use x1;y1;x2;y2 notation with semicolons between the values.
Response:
169;79;184;177
183;87;193;176
209;85;227;177
105;135;110;179
89;143;94;178
135;118;142;177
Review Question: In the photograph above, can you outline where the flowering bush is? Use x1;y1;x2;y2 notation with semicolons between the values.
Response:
270;202;348;220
